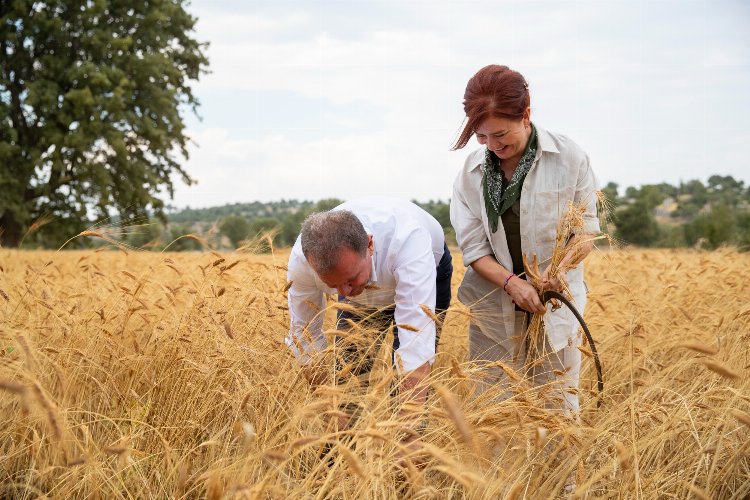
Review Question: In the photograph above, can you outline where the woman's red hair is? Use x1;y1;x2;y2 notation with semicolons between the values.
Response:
452;65;530;150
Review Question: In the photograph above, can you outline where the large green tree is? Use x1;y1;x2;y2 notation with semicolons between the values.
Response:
0;0;208;247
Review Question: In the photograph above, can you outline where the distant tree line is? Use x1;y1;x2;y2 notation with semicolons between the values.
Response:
116;198;453;252
12;175;750;252
117;198;344;252
606;175;750;250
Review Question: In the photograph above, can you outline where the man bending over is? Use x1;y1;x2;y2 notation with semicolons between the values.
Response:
286;197;453;432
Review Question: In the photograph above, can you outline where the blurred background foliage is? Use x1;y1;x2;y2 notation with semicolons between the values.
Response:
9;176;750;252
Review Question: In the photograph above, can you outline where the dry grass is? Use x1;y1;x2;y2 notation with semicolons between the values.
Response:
0;246;749;498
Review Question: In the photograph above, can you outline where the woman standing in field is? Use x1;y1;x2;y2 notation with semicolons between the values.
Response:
450;65;600;417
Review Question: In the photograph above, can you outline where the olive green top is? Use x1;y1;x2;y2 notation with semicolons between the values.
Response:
500;174;524;276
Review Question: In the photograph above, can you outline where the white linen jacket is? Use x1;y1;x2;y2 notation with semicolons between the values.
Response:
450;125;600;351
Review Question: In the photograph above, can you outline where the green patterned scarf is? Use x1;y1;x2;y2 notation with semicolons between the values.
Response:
482;124;538;233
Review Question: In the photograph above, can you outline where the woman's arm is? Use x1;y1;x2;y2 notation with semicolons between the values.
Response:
451;165;546;314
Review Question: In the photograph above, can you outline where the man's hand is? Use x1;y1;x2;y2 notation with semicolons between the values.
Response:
399;362;430;404
395;362;431;467
396;430;427;469
302;363;328;387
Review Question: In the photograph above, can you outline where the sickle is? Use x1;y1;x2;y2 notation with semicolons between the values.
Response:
540;290;604;408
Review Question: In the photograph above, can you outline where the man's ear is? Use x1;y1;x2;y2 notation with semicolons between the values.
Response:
367;234;374;255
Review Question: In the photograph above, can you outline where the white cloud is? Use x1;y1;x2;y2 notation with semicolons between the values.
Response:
172;0;750;208
176;126;464;207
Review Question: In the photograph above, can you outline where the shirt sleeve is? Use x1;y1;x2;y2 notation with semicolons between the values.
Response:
285;248;327;365
391;228;439;373
450;166;493;266
574;153;601;235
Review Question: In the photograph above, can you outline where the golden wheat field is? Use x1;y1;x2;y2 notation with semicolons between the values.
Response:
1;245;749;499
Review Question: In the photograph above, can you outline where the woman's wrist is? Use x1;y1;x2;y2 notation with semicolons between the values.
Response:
503;273;516;292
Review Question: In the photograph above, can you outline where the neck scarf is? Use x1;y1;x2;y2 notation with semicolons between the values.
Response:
482;123;538;233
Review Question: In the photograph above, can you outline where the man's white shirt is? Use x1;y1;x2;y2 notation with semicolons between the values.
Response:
286;197;445;372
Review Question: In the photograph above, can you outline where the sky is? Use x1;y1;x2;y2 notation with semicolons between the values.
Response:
171;0;750;209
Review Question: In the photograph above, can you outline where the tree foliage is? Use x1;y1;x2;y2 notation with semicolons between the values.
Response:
0;0;208;247
612;176;750;250
600;182;619;207
126;219;163;249
684;204;735;249
736;212;750;250
219;215;250;248
614;201;661;247
168;223;201;251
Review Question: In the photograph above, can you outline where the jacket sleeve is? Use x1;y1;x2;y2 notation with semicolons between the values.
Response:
450;162;493;266
574;153;601;235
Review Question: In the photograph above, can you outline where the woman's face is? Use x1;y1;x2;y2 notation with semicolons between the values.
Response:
474;110;531;163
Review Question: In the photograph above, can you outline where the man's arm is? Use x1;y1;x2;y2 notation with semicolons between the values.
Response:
388;227;441;445
391;229;439;375
286;245;328;372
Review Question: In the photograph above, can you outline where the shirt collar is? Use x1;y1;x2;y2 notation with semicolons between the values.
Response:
362;227;378;284
368;246;378;284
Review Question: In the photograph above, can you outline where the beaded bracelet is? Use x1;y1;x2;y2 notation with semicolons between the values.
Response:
503;273;516;292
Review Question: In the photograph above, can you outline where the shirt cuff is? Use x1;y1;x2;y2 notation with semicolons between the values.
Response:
394;332;436;373
285;332;327;365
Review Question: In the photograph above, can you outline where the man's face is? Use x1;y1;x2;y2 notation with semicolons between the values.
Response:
317;236;373;297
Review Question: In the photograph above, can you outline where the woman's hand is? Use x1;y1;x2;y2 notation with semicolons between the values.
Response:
540;266;566;293
505;276;546;314
542;234;594;292
468;256;545;314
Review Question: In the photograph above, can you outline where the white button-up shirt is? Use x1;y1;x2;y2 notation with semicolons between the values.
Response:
286;197;446;372
450;125;600;351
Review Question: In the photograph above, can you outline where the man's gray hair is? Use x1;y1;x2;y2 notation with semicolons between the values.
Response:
301;210;368;274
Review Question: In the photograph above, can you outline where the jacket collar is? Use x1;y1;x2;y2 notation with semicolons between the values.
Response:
535;126;560;154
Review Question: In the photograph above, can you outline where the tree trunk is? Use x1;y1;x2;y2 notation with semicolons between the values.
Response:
0;211;22;248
